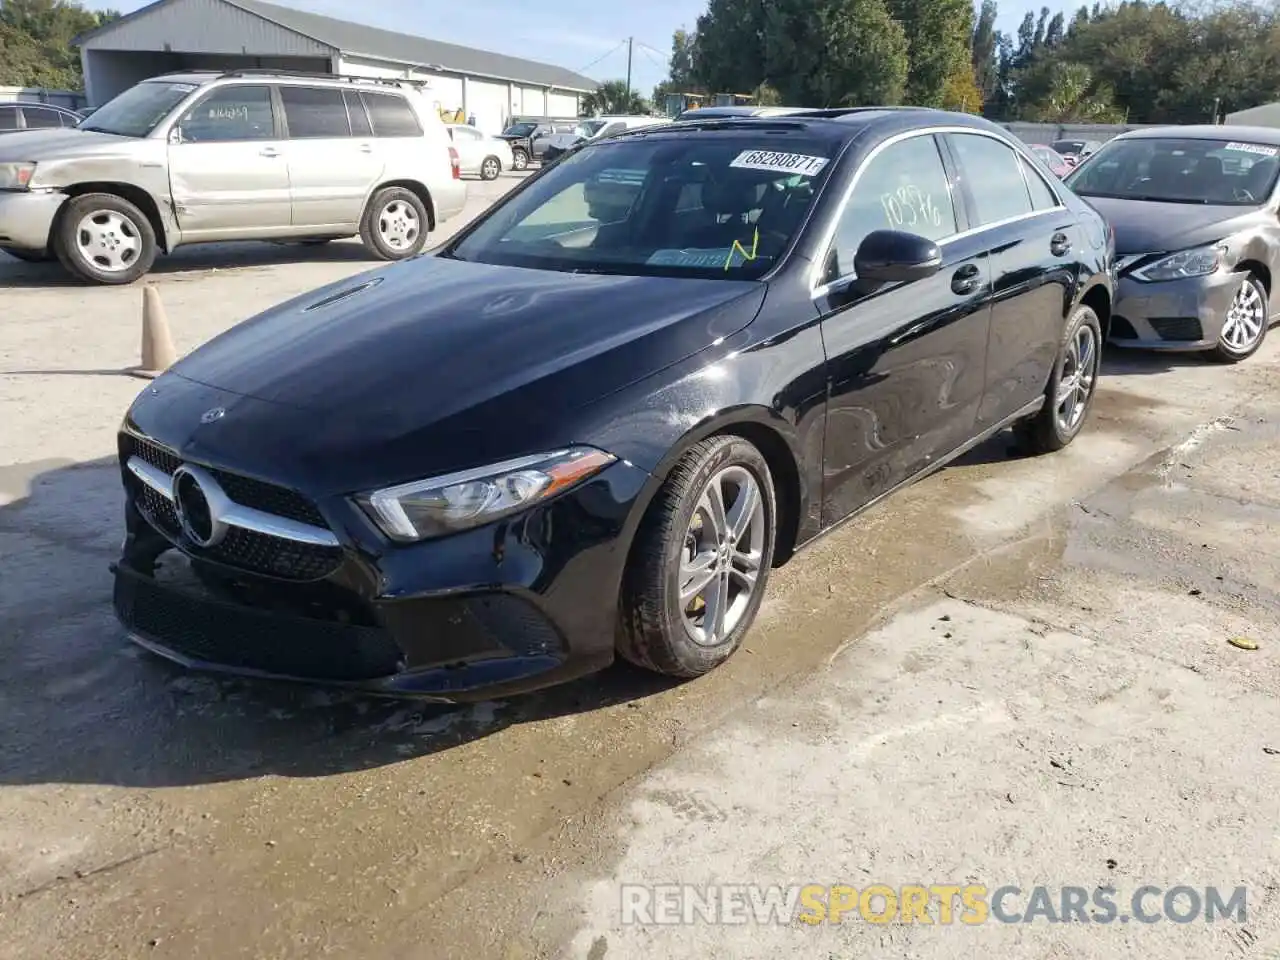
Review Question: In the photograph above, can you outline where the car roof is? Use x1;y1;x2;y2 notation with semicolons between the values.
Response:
677;106;815;119
1114;124;1280;145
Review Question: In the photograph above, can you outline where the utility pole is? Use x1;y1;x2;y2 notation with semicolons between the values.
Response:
626;37;633;96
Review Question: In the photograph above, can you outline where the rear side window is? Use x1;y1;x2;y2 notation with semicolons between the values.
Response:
949;132;1034;225
361;92;422;137
22;107;64;129
280;86;350;138
343;91;372;137
0;105;20;130
1019;156;1060;210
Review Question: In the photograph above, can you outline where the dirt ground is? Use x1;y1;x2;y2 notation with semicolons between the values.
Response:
2;177;1279;958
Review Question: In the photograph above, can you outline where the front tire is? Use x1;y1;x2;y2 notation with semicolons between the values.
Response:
359;187;429;261
1013;304;1102;454
1207;272;1268;364
54;193;157;285
618;435;776;678
480;156;501;180
511;148;529;171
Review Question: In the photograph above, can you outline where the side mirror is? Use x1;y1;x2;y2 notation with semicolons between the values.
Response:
853;229;942;284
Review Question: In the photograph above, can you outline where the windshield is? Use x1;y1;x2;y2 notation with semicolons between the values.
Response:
78;79;198;137
447;135;834;280
1065;136;1280;205
575;120;606;138
503;122;537;137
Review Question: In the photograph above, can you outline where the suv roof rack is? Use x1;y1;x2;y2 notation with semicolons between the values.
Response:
799;106;943;119
216;68;430;88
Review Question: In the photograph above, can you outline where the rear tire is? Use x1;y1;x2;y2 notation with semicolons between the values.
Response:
511;148;529;171
480;156;501;180
1013;304;1102;454
1206;272;1268;364
54;192;157;285
359;187;429;261
617;435;776;679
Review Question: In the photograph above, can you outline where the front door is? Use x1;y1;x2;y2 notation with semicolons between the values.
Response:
279;86;384;229
817;132;992;526
944;131;1079;425
166;84;291;238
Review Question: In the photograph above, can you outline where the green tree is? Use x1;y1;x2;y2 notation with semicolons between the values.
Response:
668;28;696;89
581;79;648;116
691;0;766;94
0;0;118;88
886;0;973;107
971;0;1000;106
1027;61;1123;122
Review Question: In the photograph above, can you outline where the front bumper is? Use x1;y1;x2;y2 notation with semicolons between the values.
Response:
0;189;66;251
1109;267;1245;351
112;431;651;701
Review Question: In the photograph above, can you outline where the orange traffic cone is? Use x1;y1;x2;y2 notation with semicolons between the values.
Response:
129;283;177;379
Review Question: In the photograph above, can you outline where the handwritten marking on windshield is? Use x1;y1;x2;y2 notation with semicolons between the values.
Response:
724;227;760;271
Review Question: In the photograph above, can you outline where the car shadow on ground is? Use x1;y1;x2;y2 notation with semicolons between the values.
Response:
0;240;380;288
0;454;677;791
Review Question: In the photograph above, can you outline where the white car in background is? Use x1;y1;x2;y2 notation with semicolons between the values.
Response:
540;116;667;163
446;123;515;180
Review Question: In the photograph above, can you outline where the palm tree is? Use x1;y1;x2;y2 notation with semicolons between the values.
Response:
582;80;649;116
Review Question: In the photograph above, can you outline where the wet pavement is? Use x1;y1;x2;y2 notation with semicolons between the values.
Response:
4;211;1280;957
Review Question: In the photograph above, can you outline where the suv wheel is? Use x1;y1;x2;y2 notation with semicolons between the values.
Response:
359;187;429;261
480;156;502;180
1013;304;1102;454
55;193;157;285
618;435;776;678
511;148;529;171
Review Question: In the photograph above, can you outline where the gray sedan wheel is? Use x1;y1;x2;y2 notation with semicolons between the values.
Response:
1208;273;1268;363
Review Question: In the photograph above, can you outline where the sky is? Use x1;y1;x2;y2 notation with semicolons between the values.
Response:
85;0;1053;98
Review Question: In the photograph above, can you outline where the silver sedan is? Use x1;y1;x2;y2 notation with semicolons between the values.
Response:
446;124;515;181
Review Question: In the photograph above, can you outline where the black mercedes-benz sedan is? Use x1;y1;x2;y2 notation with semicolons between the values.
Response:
112;108;1114;701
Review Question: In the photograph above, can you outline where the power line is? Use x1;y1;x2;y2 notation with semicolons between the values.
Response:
576;40;628;75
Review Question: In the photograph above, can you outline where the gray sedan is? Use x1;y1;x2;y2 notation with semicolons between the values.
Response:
1065;125;1280;362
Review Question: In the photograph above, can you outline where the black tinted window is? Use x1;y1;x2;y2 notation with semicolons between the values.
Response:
344;91;372;137
0;105;19;130
1020;156;1059;210
827;134;958;281
22;107;64;129
361;92;421;137
280;86;350;138
949;133;1033;225
179;85;275;142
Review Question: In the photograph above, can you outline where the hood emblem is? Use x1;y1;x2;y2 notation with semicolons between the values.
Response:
199;406;226;424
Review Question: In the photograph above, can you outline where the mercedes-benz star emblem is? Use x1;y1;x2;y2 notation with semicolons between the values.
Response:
171;465;229;548
200;406;226;424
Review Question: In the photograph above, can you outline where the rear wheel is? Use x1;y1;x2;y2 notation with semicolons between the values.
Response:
480;156;501;180
359;187;429;261
1013;304;1102;454
1207;272;1268;363
511;148;529;171
618;435;776;678
54;192;157;285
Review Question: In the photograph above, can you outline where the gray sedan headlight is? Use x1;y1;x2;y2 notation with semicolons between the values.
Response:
359;446;617;542
1131;243;1225;282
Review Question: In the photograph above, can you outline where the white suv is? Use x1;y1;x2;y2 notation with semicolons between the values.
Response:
0;70;469;283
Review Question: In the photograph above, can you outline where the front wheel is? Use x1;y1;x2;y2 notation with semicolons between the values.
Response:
480;156;502;180
1013;304;1102;454
618;435;776;679
1207;273;1268;363
54;193;157;284
511;148;529;171
359;187;429;261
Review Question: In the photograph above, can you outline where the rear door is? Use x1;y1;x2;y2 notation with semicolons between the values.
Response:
166;84;291;237
943;131;1079;426
448;125;485;174
279;84;383;229
817;132;992;524
361;90;427;185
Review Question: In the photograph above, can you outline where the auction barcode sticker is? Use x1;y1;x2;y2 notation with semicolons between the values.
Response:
1224;142;1279;157
730;150;830;176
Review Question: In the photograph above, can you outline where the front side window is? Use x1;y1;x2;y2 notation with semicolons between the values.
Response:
280;86;350;138
1065;137;1280;206
826;134;959;282
22;107;63;129
949;132;1035;225
361;92;421;137
448;136;835;280
176;86;275;143
79;79;198;138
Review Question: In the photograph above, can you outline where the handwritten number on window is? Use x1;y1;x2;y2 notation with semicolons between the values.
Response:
879;184;942;231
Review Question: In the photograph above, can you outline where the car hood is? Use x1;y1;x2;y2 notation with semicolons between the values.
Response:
1081;195;1263;254
154;255;765;493
0;127;144;161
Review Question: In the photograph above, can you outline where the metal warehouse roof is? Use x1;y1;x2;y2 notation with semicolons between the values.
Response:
76;0;599;92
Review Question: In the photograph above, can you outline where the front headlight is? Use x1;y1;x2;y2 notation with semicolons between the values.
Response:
0;162;36;190
359;446;617;542
1131;244;1226;282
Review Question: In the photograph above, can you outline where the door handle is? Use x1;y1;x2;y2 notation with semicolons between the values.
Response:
950;263;981;295
358;143;374;154
259;147;280;158
1050;231;1072;256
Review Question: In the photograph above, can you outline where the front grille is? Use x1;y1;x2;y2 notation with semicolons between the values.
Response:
1149;316;1204;341
115;564;405;682
124;432;342;582
1110;315;1139;339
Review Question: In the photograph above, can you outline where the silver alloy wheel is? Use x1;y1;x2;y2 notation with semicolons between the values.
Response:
377;199;420;252
75;209;141;274
678;464;766;647
482;158;500;179
1220;278;1266;352
1055;321;1098;434
513;151;528;170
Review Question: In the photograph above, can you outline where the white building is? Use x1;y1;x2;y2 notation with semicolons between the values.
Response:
75;0;596;134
